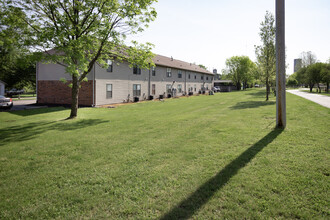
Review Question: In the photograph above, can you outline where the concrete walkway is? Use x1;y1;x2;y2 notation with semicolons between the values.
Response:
287;90;330;108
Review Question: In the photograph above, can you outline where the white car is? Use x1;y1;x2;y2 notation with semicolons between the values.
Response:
213;87;221;92
0;95;13;109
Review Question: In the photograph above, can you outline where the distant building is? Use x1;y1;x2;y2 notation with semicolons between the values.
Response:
294;59;302;73
213;69;221;80
36;53;214;106
214;80;236;92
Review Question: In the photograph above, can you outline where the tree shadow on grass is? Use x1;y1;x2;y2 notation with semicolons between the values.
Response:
160;128;283;220
7;106;68;117
246;89;267;98
0;119;109;146
230;101;275;110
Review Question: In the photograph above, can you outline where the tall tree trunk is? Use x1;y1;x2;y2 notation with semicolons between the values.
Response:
69;76;80;119
309;83;313;92
318;83;321;93
236;82;241;90
327;82;329;93
266;77;269;101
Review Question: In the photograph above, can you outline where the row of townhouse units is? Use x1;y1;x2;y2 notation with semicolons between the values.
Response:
36;54;214;106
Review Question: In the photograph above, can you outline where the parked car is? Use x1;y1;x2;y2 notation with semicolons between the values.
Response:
6;88;24;97
213;86;221;93
0;95;13;109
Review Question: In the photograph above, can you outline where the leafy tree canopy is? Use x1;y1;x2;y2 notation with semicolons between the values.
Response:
255;11;275;101
3;0;157;118
223;55;255;90
0;2;35;89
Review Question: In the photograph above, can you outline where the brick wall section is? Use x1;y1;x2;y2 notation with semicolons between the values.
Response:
37;80;93;106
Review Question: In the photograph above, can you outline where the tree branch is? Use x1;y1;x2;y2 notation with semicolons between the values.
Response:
57;0;75;25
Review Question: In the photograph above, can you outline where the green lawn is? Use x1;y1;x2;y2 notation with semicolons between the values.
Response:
8;94;37;101
0;89;329;219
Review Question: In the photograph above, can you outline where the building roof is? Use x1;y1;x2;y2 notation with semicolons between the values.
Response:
0;80;6;85
45;48;214;75
214;80;233;83
153;54;213;75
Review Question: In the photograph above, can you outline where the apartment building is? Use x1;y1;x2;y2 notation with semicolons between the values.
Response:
36;54;214;106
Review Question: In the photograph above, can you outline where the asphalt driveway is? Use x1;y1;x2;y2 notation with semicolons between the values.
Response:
6;99;47;111
287;90;330;108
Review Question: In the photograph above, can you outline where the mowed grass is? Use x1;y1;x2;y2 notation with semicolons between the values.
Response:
0;89;329;219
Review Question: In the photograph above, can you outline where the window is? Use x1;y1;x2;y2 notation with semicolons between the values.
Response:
152;66;156;76
177;84;182;93
133;84;141;96
194;75;196;79
188;74;191;79
206;76;209;80
178;70;182;78
106;84;112;98
194;84;196;92
201;75;204;80
133;65;141;75
166;68;172;77
166;84;171;93
106;60;113;72
152;84;156;95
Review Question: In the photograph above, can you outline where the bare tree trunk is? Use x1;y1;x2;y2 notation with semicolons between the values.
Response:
327;82;329;93
69;76;79;119
243;81;247;90
236;82;241;90
266;77;269;101
309;84;313;92
317;83;321;93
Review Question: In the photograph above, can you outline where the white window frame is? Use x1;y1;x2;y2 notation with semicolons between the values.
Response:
152;66;156;76
106;84;113;99
166;68;172;77
177;84;182;93
106;60;113;72
166;84;171;93
133;65;141;75
152;84;156;95
133;84;141;96
178;70;182;78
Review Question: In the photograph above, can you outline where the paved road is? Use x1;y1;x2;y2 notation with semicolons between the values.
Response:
8;99;47;111
287;90;330;108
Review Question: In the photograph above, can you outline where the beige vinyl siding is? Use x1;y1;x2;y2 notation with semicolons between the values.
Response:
95;61;150;105
37;62;94;80
37;56;214;106
94;62;214;105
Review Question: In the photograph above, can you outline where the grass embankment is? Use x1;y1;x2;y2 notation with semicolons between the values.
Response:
301;89;330;97
0;89;329;219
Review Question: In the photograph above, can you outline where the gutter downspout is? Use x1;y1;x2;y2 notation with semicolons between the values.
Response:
92;64;95;107
184;70;187;95
36;62;38;103
148;63;151;98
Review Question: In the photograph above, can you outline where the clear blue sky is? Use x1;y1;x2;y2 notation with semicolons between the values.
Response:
127;0;330;75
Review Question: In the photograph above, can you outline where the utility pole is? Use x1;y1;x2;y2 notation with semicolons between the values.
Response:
276;0;286;128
